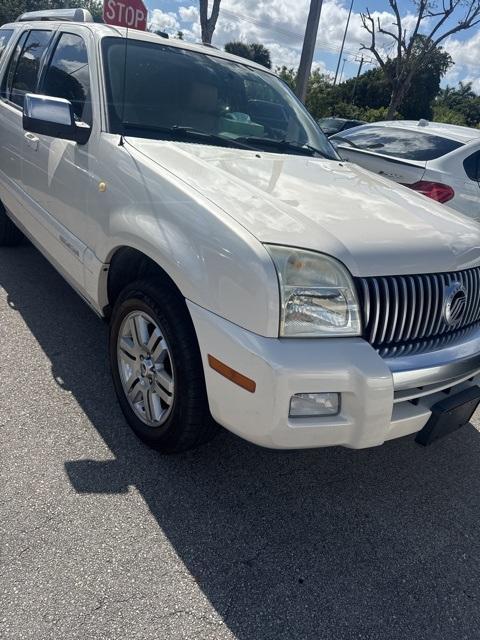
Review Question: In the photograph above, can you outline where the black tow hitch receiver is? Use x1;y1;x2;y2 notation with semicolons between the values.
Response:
415;385;480;446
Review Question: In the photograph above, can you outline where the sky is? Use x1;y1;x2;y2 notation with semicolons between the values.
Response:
145;0;480;91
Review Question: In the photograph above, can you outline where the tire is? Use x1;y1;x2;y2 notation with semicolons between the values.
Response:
109;279;218;453
0;201;23;246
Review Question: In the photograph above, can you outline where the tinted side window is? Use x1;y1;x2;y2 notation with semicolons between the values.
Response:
42;33;91;124
9;30;52;108
333;126;463;161
2;30;27;100
0;29;13;60
464;151;480;182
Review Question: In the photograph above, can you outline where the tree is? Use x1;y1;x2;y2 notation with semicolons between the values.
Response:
0;0;103;24
305;69;337;117
433;104;467;125
361;0;480;119
77;0;103;22
225;41;252;60
198;0;221;44
248;43;271;69
225;41;272;68
435;82;480;126
398;39;452;119
276;66;296;91
1;0;20;24
278;41;451;123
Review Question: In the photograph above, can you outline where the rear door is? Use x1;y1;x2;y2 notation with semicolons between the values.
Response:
0;27;31;214
0;27;13;59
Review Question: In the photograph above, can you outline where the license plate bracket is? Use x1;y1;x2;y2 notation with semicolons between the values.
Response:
415;385;480;446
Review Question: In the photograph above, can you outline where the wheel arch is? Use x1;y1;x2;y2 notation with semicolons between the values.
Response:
104;246;184;317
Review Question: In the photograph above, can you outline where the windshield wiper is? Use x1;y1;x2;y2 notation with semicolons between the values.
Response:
235;136;334;159
121;123;256;151
301;142;336;159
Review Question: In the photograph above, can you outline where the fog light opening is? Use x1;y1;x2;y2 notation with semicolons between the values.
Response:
289;392;340;418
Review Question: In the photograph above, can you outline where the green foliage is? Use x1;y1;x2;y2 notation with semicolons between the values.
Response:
276;66;296;91
435;82;480;127
277;39;466;126
248;43;271;69
432;105;467;125
0;0;103;24
398;37;452;119
340;67;391;110
305;69;336;117
225;41;251;60
224;41;271;68
362;106;390;122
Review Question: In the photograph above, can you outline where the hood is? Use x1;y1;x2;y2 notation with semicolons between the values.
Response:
126;139;480;277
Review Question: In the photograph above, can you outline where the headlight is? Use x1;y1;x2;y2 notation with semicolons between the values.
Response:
266;245;361;337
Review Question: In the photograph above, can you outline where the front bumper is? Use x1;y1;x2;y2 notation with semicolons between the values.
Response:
187;301;480;449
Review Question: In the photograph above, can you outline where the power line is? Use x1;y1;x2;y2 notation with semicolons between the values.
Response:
219;7;376;65
333;0;354;84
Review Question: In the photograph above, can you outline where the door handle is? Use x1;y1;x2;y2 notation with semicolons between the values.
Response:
24;131;39;151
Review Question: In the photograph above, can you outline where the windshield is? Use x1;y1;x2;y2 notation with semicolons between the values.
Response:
102;37;337;159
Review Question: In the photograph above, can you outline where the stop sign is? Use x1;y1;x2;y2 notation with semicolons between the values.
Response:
103;0;148;31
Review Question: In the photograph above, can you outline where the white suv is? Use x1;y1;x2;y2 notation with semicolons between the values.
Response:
1;10;480;452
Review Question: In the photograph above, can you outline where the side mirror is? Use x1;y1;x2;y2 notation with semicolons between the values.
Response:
23;94;91;145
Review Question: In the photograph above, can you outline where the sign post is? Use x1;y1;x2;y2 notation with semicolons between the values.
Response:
103;0;148;31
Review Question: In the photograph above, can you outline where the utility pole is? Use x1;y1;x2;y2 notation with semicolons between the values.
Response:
350;55;364;104
295;0;324;103
339;57;347;84
333;0;354;85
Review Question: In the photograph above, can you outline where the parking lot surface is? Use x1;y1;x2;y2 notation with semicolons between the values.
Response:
1;244;480;640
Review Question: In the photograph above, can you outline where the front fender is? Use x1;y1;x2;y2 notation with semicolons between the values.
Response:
90;137;280;337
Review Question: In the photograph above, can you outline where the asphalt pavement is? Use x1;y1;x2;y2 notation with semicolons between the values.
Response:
1;244;480;640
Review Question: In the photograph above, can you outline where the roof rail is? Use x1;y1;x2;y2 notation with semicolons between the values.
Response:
16;8;93;23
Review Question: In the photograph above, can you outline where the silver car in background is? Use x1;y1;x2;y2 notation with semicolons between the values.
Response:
331;120;480;221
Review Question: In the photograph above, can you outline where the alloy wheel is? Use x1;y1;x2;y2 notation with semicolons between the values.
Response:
117;311;175;427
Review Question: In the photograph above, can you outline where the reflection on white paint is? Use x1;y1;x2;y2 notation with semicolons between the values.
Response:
48;139;69;187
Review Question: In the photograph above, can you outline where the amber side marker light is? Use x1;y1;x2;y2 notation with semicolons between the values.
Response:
208;355;256;393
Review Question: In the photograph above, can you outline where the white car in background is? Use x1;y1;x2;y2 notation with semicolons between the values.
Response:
331;121;480;221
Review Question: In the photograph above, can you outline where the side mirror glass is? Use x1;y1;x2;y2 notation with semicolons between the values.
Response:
23;94;90;145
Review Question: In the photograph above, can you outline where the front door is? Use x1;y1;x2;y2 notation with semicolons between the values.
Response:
21;28;96;290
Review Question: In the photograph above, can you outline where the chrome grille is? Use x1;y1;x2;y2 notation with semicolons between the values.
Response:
356;267;480;352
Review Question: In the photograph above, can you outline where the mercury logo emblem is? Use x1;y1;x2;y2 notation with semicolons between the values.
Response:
443;282;467;326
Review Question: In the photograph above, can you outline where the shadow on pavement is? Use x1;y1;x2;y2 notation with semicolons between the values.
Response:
2;245;480;639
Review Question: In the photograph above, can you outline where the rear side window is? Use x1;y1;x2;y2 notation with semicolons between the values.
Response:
42;33;92;124
464;151;480;182
8;29;52;108
333;126;463;161
0;29;13;60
